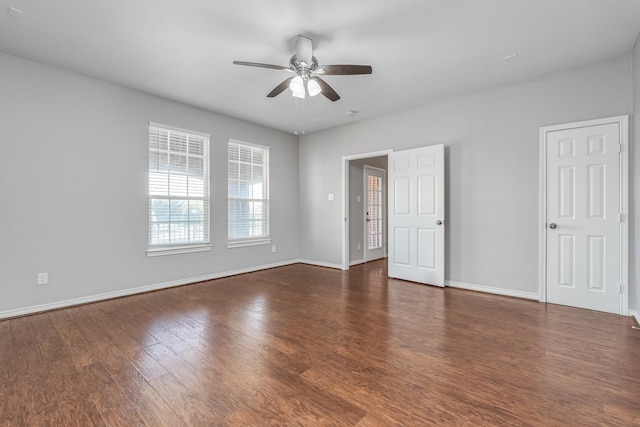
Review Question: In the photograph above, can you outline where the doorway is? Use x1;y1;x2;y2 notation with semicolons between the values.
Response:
539;116;628;314
342;150;393;270
346;156;389;266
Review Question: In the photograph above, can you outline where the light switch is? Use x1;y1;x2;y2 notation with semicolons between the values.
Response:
328;193;334;201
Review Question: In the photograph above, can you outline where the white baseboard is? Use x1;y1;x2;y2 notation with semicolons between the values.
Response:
349;259;365;266
1;262;559;320
297;259;343;270
0;259;300;320
630;310;640;325
446;280;540;301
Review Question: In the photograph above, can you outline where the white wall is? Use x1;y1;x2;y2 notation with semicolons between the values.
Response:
633;36;640;316
299;56;633;295
0;53;299;315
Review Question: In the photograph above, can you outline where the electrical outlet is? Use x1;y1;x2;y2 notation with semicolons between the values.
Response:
37;272;48;286
271;245;276;253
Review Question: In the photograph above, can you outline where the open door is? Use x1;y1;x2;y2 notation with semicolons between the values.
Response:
388;145;445;286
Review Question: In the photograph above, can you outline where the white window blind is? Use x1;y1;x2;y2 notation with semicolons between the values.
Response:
228;140;269;244
148;124;210;251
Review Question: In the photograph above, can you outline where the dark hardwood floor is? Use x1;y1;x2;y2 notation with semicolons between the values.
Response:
1;260;639;426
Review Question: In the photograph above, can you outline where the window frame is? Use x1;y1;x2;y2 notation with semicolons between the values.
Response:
227;139;271;248
147;122;212;256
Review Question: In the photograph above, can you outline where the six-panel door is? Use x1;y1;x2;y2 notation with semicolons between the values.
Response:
388;145;445;286
546;122;621;314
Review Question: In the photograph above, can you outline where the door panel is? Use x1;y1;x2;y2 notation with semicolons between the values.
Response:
417;228;436;269
558;166;574;218
394;177;410;214
587;164;605;218
394;227;411;265
558;234;574;288
546;122;621;313
587;236;605;290
418;175;436;215
388;144;445;286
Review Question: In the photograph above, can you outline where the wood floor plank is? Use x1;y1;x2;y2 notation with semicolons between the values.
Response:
225;372;359;426
109;365;185;427
147;372;223;426
356;411;406;427
39;399;106;427
0;319;14;384
49;309;97;369
144;342;248;419
300;363;466;426
0;380;25;426
80;362;147;426
29;314;68;365
2;260;639;425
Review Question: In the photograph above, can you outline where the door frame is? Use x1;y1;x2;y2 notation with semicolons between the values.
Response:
363;165;387;262
341;149;393;270
538;115;629;314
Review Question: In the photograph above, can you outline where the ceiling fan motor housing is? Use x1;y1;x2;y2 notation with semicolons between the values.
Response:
290;55;319;79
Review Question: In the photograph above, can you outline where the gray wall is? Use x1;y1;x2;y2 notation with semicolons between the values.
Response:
0;53;299;314
348;156;387;263
299;55;633;295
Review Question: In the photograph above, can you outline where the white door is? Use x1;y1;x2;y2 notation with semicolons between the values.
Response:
388;145;445;286
364;166;385;262
545;120;624;314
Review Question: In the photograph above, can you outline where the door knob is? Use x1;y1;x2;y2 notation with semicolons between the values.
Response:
549;223;557;229
436;220;443;225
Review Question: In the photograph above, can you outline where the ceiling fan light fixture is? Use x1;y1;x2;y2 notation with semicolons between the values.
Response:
307;78;321;97
289;75;305;98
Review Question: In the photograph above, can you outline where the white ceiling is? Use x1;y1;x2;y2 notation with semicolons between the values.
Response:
1;0;640;134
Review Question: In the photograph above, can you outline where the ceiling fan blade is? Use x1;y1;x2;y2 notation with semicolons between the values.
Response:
317;65;373;75
233;61;291;71
296;35;313;66
267;77;294;98
313;77;340;102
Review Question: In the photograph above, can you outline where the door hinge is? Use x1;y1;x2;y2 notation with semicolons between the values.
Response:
617;143;623;153
618;214;623;223
619;284;624;294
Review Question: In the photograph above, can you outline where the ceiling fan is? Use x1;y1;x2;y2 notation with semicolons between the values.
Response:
233;35;372;102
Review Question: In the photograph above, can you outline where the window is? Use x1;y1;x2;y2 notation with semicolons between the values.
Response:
367;174;383;250
148;123;210;255
227;140;270;247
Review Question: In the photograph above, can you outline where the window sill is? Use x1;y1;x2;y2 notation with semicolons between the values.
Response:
227;238;271;249
147;244;212;257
